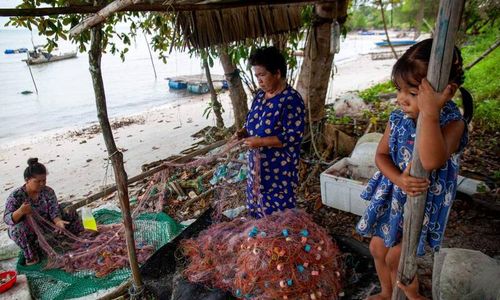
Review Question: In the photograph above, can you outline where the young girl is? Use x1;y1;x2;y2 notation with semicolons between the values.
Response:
356;39;473;299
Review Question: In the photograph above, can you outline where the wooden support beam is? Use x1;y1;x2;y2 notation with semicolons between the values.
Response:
69;0;142;36
0;0;322;17
89;24;143;291
63;139;227;213
392;0;464;299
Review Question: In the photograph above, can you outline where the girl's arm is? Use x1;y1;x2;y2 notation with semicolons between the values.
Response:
417;79;465;171
376;123;429;196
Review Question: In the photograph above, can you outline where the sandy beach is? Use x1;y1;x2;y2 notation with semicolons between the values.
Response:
0;54;396;221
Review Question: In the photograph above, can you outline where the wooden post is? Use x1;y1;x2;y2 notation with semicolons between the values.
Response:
392;0;464;299
379;0;398;60
202;56;224;128
89;24;143;292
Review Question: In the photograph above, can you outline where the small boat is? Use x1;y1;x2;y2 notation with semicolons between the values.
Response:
375;40;417;47
358;30;376;36
23;46;77;65
168;80;188;90
4;48;29;54
167;74;228;93
187;82;210;94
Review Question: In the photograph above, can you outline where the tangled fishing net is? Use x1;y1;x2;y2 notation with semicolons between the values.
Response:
181;209;343;299
24;138;245;278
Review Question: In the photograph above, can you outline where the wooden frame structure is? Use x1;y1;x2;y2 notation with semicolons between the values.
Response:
1;0;465;298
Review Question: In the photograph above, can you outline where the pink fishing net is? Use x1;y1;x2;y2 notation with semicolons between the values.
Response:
181;209;343;299
25;138;245;277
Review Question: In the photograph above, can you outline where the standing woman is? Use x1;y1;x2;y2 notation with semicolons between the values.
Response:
4;158;83;265
239;46;305;218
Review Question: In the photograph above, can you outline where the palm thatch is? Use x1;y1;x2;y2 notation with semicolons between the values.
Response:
176;4;303;48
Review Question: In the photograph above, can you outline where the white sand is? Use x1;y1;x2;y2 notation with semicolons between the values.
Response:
0;54;396;220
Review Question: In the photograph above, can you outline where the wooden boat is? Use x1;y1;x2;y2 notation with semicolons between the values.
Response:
4;48;28;54
23;47;77;65
166;74;228;93
375;40;417;47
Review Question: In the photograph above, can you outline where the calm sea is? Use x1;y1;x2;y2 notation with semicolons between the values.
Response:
0;25;224;145
0;18;379;145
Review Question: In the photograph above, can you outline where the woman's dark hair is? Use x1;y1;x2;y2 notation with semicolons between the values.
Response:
391;38;473;123
249;46;287;79
24;158;47;180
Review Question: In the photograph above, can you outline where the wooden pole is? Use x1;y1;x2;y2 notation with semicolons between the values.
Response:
26;62;39;95
0;0;318;17
392;0;464;299
465;39;500;70
143;33;157;79
89;24;143;293
63;139;227;212
379;0;398;60
202;56;224;128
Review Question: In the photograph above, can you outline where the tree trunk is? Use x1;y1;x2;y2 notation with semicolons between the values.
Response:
393;1;465;299
296;3;337;122
89;25;143;292
379;0;399;60
414;0;425;39
203;57;224;128
219;46;248;128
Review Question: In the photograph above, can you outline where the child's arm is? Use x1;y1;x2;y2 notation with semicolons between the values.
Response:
376;123;429;196
417;79;465;171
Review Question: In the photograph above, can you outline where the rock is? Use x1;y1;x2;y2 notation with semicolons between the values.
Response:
433;248;500;300
355;132;383;147
0;231;20;261
332;92;369;117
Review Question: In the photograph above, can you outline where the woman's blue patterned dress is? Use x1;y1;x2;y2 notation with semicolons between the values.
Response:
245;85;305;218
356;101;468;255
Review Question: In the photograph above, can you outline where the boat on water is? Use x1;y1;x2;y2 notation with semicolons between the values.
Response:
375;40;417;47
167;74;228;94
22;46;77;65
4;48;29;54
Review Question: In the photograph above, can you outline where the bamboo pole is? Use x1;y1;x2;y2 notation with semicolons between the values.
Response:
63;139;227;213
89;24;143;293
392;0;464;299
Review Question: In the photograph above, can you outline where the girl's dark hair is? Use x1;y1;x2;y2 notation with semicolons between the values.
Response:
24;158;47;180
391;38;473;123
249;46;287;79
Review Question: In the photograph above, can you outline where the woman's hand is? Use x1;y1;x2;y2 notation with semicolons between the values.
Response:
19;202;33;216
244;137;262;148
54;218;69;230
397;163;430;196
418;78;456;120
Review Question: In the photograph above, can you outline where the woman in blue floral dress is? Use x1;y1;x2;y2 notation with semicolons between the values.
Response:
355;39;473;299
4;158;83;265
237;46;305;219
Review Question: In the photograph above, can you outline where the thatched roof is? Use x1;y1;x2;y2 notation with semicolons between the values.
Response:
1;0;348;49
176;5;303;49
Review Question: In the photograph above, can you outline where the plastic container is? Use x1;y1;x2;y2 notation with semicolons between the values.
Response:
81;207;97;231
0;270;17;293
320;158;370;216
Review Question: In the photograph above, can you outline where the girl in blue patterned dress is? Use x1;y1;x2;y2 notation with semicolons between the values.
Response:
4;158;83;265
237;46;305;219
356;39;473;299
